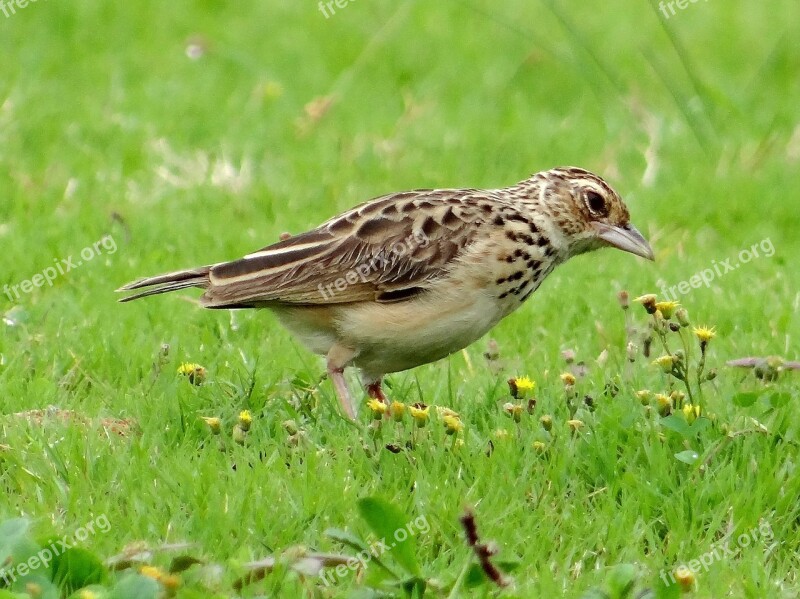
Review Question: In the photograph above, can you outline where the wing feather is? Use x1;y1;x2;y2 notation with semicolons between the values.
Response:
201;189;488;307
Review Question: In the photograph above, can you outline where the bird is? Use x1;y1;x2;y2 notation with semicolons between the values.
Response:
118;167;654;420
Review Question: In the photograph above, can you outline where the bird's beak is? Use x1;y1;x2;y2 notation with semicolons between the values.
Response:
592;222;655;261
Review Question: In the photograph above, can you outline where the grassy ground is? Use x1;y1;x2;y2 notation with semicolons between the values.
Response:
1;1;799;597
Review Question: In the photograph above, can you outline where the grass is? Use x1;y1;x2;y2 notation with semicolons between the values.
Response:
1;1;799;597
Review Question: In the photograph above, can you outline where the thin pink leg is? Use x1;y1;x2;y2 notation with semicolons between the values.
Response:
326;345;357;420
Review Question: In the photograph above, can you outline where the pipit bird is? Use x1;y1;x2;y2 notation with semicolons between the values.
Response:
119;167;653;419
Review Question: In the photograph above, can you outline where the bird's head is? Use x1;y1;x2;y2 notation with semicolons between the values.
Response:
523;167;654;261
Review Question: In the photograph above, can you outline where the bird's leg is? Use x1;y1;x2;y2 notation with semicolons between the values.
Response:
326;344;358;420
366;379;389;405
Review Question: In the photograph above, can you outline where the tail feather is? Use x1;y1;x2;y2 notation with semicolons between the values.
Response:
117;267;212;303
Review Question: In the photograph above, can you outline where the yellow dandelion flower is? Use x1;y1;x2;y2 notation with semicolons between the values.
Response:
177;362;206;385
633;294;658;314
682;403;701;423
389;401;405;422
140;565;166;581
409;403;430;428
652;355;675;373
635;390;652;405
508;376;535;398
655;393;672;416
161;573;182;591
560;372;576;386
654;301;680;319
532;440;547;453
201;416;222;435
567;419;584;433
367;399;387;420
437;407;460;419
238;410;253;431
692;325;716;343
443;414;463;435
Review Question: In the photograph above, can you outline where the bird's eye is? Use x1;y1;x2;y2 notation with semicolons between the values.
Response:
585;190;607;216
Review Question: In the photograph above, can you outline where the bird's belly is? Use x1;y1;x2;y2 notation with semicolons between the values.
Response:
335;289;505;378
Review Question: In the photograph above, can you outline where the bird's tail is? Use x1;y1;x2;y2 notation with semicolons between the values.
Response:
116;266;213;302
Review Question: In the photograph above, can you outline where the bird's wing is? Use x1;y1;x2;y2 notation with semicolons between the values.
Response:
201;189;492;307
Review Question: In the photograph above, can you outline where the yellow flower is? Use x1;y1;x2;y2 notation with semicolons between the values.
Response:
532;440;547;453
654;301;680;319
443;414;463;435
508;376;535;398
634;294;658;314
635;390;652;405
238;410;253;432
140;565;166;581
682;403;701;423
652;355;675;373
494;428;511;440
560;372;576;386
692;325;716;343
201;416;222;435
161;573;182;591
655;393;672;416
177;362;206;385
567;419;584;433
389;401;405;422
409;403;430;428
436;407;460;419
503;402;524;423
367;399;387;420
539;415;553;431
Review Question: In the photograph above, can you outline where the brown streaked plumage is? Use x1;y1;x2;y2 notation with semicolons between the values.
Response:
118;167;654;419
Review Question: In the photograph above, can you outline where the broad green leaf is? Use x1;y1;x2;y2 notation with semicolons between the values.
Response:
606;563;637;599
52;547;108;593
688;417;711;436
653;570;681;599
108;574;160;599
0;519;30;564
67;585;108;599
464;563;488;588
659;415;691;438
357;497;421;576
674;450;700;465
11;574;59;599
769;392;791;409
324;528;369;553
732;392;760;407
